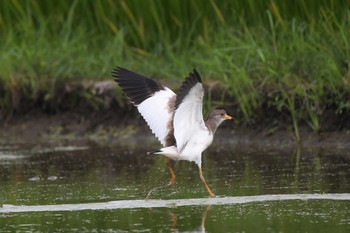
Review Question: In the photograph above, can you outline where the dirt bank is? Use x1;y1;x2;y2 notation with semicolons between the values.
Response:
1;108;350;156
1;80;350;153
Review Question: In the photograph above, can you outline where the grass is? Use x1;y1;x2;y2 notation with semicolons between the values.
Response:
0;0;350;138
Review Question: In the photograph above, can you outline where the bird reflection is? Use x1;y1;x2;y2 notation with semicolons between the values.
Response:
170;205;210;233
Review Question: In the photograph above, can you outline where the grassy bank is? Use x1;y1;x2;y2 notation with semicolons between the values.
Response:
0;0;350;139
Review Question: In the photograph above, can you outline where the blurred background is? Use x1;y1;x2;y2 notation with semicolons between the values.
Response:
0;0;349;139
1;1;350;232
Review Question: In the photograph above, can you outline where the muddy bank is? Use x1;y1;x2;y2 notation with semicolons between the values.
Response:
1;109;350;156
1;80;350;153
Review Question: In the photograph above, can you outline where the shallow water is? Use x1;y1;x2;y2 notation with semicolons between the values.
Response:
0;141;350;232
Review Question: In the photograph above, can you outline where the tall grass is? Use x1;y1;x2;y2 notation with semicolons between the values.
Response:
0;0;349;136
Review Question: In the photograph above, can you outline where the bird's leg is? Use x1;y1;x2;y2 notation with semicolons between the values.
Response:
200;205;211;230
166;159;176;185
199;165;215;198
145;158;176;199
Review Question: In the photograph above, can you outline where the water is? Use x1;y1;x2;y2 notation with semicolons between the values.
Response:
0;141;350;232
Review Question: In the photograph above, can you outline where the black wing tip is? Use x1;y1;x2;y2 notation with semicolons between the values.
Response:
189;68;202;83
175;68;203;109
111;66;120;73
111;66;126;80
111;67;165;106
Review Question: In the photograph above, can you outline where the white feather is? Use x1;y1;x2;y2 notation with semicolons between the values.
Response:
173;83;206;154
137;88;176;146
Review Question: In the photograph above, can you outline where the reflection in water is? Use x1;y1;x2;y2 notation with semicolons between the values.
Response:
0;142;350;232
1;142;350;202
1;198;350;232
171;205;210;233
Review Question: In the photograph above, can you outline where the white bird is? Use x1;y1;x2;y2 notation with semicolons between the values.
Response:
112;67;232;198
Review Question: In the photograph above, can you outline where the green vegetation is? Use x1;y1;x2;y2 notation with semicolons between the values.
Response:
0;0;349;139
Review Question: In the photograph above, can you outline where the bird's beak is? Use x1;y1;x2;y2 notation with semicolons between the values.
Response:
225;114;233;120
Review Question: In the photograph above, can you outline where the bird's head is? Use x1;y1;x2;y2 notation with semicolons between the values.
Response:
207;109;233;130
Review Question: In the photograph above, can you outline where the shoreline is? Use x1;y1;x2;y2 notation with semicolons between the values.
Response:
1;109;350;156
1;81;350;154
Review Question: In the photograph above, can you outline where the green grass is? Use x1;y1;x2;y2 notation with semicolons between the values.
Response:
0;0;350;138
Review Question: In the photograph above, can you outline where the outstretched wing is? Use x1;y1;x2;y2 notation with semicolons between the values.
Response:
112;67;176;147
173;69;205;152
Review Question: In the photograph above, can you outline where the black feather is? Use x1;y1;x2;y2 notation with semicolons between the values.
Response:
112;67;165;105
175;68;202;110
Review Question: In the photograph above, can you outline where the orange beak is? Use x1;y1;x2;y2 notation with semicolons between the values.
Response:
225;114;233;120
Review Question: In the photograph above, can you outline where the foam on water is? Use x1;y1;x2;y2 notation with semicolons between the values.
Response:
0;154;27;160
33;146;89;154
1;193;349;213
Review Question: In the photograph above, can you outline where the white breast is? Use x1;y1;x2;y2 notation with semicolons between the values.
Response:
177;127;213;165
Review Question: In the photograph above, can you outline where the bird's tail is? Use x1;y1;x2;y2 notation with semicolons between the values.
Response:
147;149;161;155
147;146;179;160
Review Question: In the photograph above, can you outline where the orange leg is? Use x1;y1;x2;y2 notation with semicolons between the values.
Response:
199;165;215;198
166;159;176;185
145;158;176;199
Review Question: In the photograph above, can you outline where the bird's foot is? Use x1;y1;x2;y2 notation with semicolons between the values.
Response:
169;176;176;186
145;179;175;200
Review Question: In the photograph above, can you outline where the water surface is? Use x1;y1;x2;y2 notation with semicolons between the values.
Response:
0;141;349;232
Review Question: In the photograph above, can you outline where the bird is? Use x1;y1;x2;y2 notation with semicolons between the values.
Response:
112;67;232;198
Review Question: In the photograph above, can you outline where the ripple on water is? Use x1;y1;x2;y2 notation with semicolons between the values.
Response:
1;193;350;213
